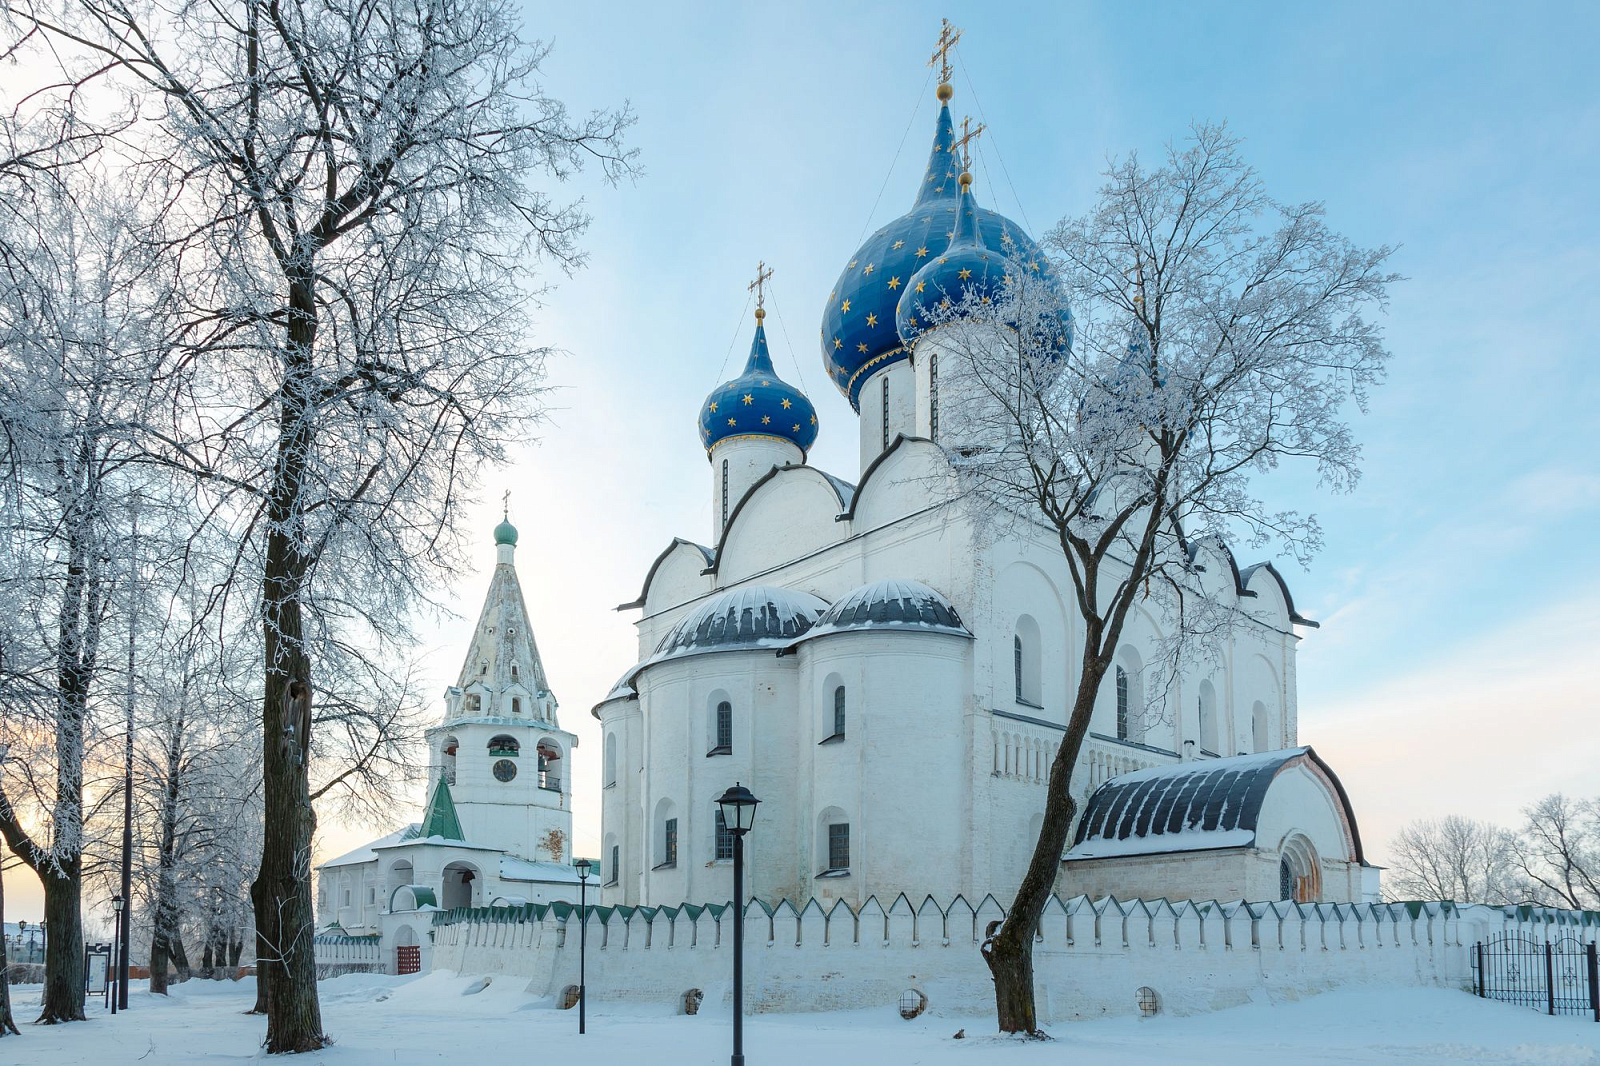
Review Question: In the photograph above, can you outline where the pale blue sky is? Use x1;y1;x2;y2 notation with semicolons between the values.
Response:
10;3;1600;920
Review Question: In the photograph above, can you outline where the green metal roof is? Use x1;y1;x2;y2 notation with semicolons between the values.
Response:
419;776;465;841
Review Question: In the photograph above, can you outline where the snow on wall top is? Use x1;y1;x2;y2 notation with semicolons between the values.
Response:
1065;747;1312;860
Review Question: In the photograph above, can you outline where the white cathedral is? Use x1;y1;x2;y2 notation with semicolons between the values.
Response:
318;53;1377;978
592;73;1375;914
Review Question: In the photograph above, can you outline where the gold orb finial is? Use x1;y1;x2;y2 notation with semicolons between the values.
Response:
959;170;973;189
937;82;953;103
754;306;766;321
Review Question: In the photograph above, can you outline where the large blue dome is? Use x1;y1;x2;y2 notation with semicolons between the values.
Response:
820;95;1048;411
700;316;819;457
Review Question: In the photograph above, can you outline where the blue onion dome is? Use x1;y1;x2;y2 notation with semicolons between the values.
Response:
820;89;1052;410
699;311;819;457
493;517;518;546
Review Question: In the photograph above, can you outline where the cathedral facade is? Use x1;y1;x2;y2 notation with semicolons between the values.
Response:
594;72;1372;913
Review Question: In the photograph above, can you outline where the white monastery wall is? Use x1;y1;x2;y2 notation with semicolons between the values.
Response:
427;897;1600;1022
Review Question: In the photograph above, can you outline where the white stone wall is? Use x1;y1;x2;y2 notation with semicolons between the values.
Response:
430;896;1600;1022
708;436;803;539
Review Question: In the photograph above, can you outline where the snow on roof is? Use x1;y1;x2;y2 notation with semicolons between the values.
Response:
317;824;418;870
791;578;970;644
1065;748;1312;861
817;470;857;510
499;857;586;884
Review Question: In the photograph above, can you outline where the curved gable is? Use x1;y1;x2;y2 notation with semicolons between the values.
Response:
845;435;956;530
622;538;715;615
715;465;849;585
1240;561;1317;629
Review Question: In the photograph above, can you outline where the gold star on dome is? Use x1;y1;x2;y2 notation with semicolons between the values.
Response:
760;380;771;386
981;295;990;303
892;239;905;250
761;415;771;424
863;263;875;275
866;312;879;327
939;298;951;308
958;267;973;280
921;216;932;223
848;259;858;269
792;423;800;432
887;276;901;289
742;394;754;405
709;401;718;413
810;415;817;425
834;337;843;349
915;246;929;258
935;185;945;193
945;231;954;240
915;280;926;293
857;342;868;353
781;398;792;409
727;417;737;426
1001;233;1014;246
909;316;918;327
841;298;851;313
1028;260;1040;271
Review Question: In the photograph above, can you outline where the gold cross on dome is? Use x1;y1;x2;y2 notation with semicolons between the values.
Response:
951;116;985;171
928;18;963;85
748;260;774;313
501;489;510;519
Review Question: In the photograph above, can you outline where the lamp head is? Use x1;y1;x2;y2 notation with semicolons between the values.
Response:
576;858;592;881
716;782;760;836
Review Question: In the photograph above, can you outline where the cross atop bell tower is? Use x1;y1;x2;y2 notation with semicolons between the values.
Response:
928;18;962;91
748;260;773;321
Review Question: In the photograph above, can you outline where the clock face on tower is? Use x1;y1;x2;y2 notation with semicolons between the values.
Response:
492;759;518;782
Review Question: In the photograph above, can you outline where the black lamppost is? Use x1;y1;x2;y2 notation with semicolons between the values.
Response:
575;858;592;1035
716;783;760;1066
109;894;124;1014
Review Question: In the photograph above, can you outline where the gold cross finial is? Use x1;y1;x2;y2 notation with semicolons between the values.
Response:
929;18;963;89
951;115;985;171
748;260;774;320
502;489;510;519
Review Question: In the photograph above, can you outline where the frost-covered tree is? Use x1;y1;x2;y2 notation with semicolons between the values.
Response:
14;0;635;1049
0;149;168;1024
1384;816;1520;904
1514;794;1600;910
914;126;1396;1034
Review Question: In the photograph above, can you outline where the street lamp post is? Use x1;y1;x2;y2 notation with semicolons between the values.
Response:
109;894;124;1015
716;783;760;1066
575;858;592;1035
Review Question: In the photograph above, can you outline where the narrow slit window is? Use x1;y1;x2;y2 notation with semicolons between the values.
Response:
832;685;846;737
827;823;850;871
1116;666;1130;741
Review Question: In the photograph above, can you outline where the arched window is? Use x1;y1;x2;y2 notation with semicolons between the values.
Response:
1252;700;1268;751
713;809;734;861
816;806;850;876
828;822;850;872
833;685;846;738
1280;835;1322;903
604;733;618;788
654;799;678;869
708;699;732;755
929;353;940;441
1115;666;1130;741
511;696;522;715
537;741;562;791
1013;616;1041;707
608;843;620;887
1198;680;1218;755
721;459;730;527
487;734;519;757
511;663;519;680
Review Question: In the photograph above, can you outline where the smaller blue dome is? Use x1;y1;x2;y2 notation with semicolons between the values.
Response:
493;518;518;546
700;316;819;457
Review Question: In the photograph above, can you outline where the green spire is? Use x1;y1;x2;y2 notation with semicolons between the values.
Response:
420;775;465;841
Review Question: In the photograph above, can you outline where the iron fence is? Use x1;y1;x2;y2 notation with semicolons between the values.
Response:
1473;933;1600;1021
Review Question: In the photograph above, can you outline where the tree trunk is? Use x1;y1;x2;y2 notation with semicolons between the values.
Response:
253;260;326;1052
0;860;20;1036
983;655;1108;1034
247;878;268;1013
149;714;185;994
171;930;191;982
37;860;86;1023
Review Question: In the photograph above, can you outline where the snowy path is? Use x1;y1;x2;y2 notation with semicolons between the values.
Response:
5;973;1598;1065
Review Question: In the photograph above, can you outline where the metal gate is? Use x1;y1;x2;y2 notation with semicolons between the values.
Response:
395;945;421;975
1473;934;1599;1020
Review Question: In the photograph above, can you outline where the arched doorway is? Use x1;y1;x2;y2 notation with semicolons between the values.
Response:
441;861;480;910
393;924;420;975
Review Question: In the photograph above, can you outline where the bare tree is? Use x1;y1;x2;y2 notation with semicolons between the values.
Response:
1514;794;1600;910
1384;816;1520;904
14;0;635;1049
912;125;1396;1033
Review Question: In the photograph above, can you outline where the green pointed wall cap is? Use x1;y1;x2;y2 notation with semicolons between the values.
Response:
493;518;518;546
420;776;465;841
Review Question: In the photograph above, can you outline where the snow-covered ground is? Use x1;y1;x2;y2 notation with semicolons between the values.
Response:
6;973;1598;1065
